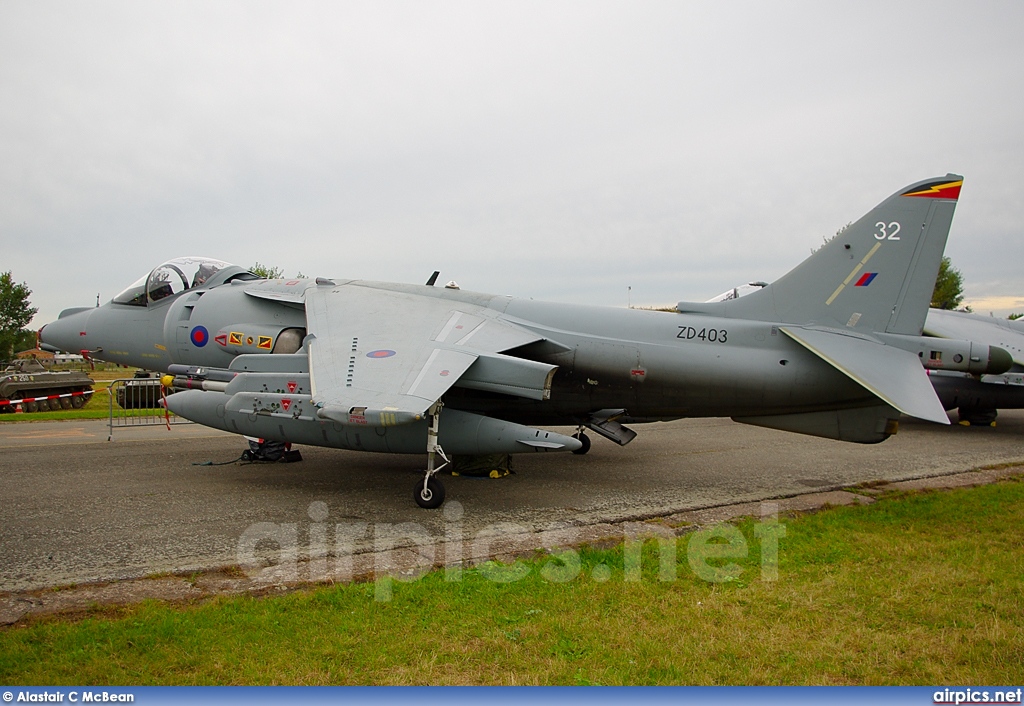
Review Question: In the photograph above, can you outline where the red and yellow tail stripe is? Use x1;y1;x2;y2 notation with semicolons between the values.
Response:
901;179;962;200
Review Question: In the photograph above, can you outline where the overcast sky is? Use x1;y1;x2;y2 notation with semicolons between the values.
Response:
3;1;1023;326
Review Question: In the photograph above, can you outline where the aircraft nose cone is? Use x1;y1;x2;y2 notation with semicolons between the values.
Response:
39;309;92;354
37;324;54;351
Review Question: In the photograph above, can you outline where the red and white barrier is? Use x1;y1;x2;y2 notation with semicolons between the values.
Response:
0;389;94;411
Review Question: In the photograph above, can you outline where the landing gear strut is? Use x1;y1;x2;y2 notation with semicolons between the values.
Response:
414;402;449;509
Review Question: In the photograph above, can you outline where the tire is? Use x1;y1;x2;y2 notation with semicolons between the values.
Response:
571;432;592;455
414;476;446;509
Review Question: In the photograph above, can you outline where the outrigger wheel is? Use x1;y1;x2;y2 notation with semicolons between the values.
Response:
414;475;446;509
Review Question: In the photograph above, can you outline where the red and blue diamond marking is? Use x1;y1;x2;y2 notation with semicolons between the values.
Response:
854;272;878;287
366;349;396;359
190;325;209;347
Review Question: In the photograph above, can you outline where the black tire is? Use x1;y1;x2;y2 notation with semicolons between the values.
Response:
572;432;591;455
414;476;446;509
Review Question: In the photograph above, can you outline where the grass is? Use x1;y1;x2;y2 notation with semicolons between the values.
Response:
1;480;1023;685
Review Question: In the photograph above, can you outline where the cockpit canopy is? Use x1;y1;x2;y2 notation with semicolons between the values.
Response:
112;257;257;306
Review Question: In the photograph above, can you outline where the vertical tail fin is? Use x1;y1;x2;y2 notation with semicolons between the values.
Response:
679;175;963;334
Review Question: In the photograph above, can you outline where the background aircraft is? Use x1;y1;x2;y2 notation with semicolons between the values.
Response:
41;175;1010;508
923;309;1024;425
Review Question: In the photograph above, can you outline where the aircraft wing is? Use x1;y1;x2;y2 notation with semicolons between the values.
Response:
780;326;950;424
305;283;550;426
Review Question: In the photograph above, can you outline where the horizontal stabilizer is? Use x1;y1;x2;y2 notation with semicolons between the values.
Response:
780;326;950;424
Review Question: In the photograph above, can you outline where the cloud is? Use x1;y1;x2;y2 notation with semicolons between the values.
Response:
2;1;1022;325
962;296;1024;318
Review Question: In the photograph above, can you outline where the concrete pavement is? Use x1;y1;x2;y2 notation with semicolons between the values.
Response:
1;412;1023;593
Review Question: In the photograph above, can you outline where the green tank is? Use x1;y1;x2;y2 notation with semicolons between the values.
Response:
0;359;94;413
115;370;167;409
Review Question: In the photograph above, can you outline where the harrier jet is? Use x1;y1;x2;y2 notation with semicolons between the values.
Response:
42;174;1008;507
923;308;1024;425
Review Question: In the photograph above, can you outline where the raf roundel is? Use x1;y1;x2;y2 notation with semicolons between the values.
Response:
190;325;209;347
366;349;396;359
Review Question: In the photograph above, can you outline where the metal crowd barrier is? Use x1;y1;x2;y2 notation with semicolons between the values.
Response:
107;378;192;440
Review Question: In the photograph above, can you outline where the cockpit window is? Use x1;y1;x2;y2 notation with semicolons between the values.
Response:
112;274;149;306
112;257;234;306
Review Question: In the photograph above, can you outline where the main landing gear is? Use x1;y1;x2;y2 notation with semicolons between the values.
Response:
414;402;450;509
957;406;998;427
572;427;591;455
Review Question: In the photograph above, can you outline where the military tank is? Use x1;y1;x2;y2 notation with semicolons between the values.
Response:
115;370;168;409
0;359;94;413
